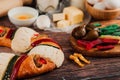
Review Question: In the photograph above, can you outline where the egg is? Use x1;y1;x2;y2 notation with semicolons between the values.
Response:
93;2;106;10
87;0;100;5
35;15;51;29
104;0;120;9
70;0;85;11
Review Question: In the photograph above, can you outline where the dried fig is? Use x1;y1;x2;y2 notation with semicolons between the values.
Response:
83;30;99;41
72;25;86;39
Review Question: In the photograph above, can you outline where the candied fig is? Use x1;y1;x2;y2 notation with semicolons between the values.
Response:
72;25;86;39
83;30;99;41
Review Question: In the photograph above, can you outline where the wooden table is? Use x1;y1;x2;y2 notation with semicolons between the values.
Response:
0;15;120;80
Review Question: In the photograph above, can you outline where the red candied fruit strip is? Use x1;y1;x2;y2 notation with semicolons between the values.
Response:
101;38;119;44
31;38;56;47
10;54;28;80
77;40;90;47
86;39;103;50
97;45;114;50
6;28;16;39
39;58;47;64
0;29;3;33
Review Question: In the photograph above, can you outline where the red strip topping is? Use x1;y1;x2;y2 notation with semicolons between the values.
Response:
10;54;28;80
39;58;47;64
101;38;119;44
6;28;16;39
77;38;119;50
86;39;103;50
31;38;62;49
0;29;3;34
97;45;114;50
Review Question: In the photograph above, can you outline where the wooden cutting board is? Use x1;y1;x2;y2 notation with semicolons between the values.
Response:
70;20;120;57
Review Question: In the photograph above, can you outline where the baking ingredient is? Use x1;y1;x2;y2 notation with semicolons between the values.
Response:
0;27;6;37
104;0;120;9
97;45;114;50
113;32;120;36
77;39;103;50
101;38;119;44
86;39;103;50
69;53;90;67
70;0;86;11
77;37;119;50
83;30;99;41
34;55;47;68
53;13;65;22
63;6;84;25
31;38;58;47
36;0;59;13
57;20;70;28
0;0;32;17
77;40;89;47
14;13;34;20
36;15;51;29
87;0;100;5
99;24;120;36
100;35;120;40
6;28;16;40
72;25;86;39
92;22;101;27
93;2;106;10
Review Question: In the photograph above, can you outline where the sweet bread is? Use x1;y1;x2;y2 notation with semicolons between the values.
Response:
0;52;55;80
0;26;64;79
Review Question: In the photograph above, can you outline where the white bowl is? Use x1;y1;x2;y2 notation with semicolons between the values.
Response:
8;6;39;27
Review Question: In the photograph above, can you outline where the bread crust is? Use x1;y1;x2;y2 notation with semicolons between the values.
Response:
17;54;56;79
0;26;11;47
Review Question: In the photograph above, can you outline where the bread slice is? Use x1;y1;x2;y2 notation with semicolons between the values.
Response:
17;54;56;79
29;44;64;68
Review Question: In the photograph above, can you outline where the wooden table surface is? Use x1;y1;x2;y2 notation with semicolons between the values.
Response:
0;15;120;80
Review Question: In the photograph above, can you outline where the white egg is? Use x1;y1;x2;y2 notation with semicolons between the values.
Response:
104;0;120;9
36;15;51;29
93;2;106;10
87;0;100;5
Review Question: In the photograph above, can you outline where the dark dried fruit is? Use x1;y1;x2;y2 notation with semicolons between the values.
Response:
83;30;99;41
72;25;86;39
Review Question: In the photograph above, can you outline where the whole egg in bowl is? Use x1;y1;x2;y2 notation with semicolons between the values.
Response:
8;6;39;27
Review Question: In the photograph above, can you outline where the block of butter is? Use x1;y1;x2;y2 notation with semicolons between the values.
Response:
57;20;70;28
63;6;84;25
53;13;65;22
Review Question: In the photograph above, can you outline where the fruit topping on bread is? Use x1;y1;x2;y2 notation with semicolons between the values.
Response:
0;26;64;79
29;44;64;68
0;26;16;47
0;52;56;80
